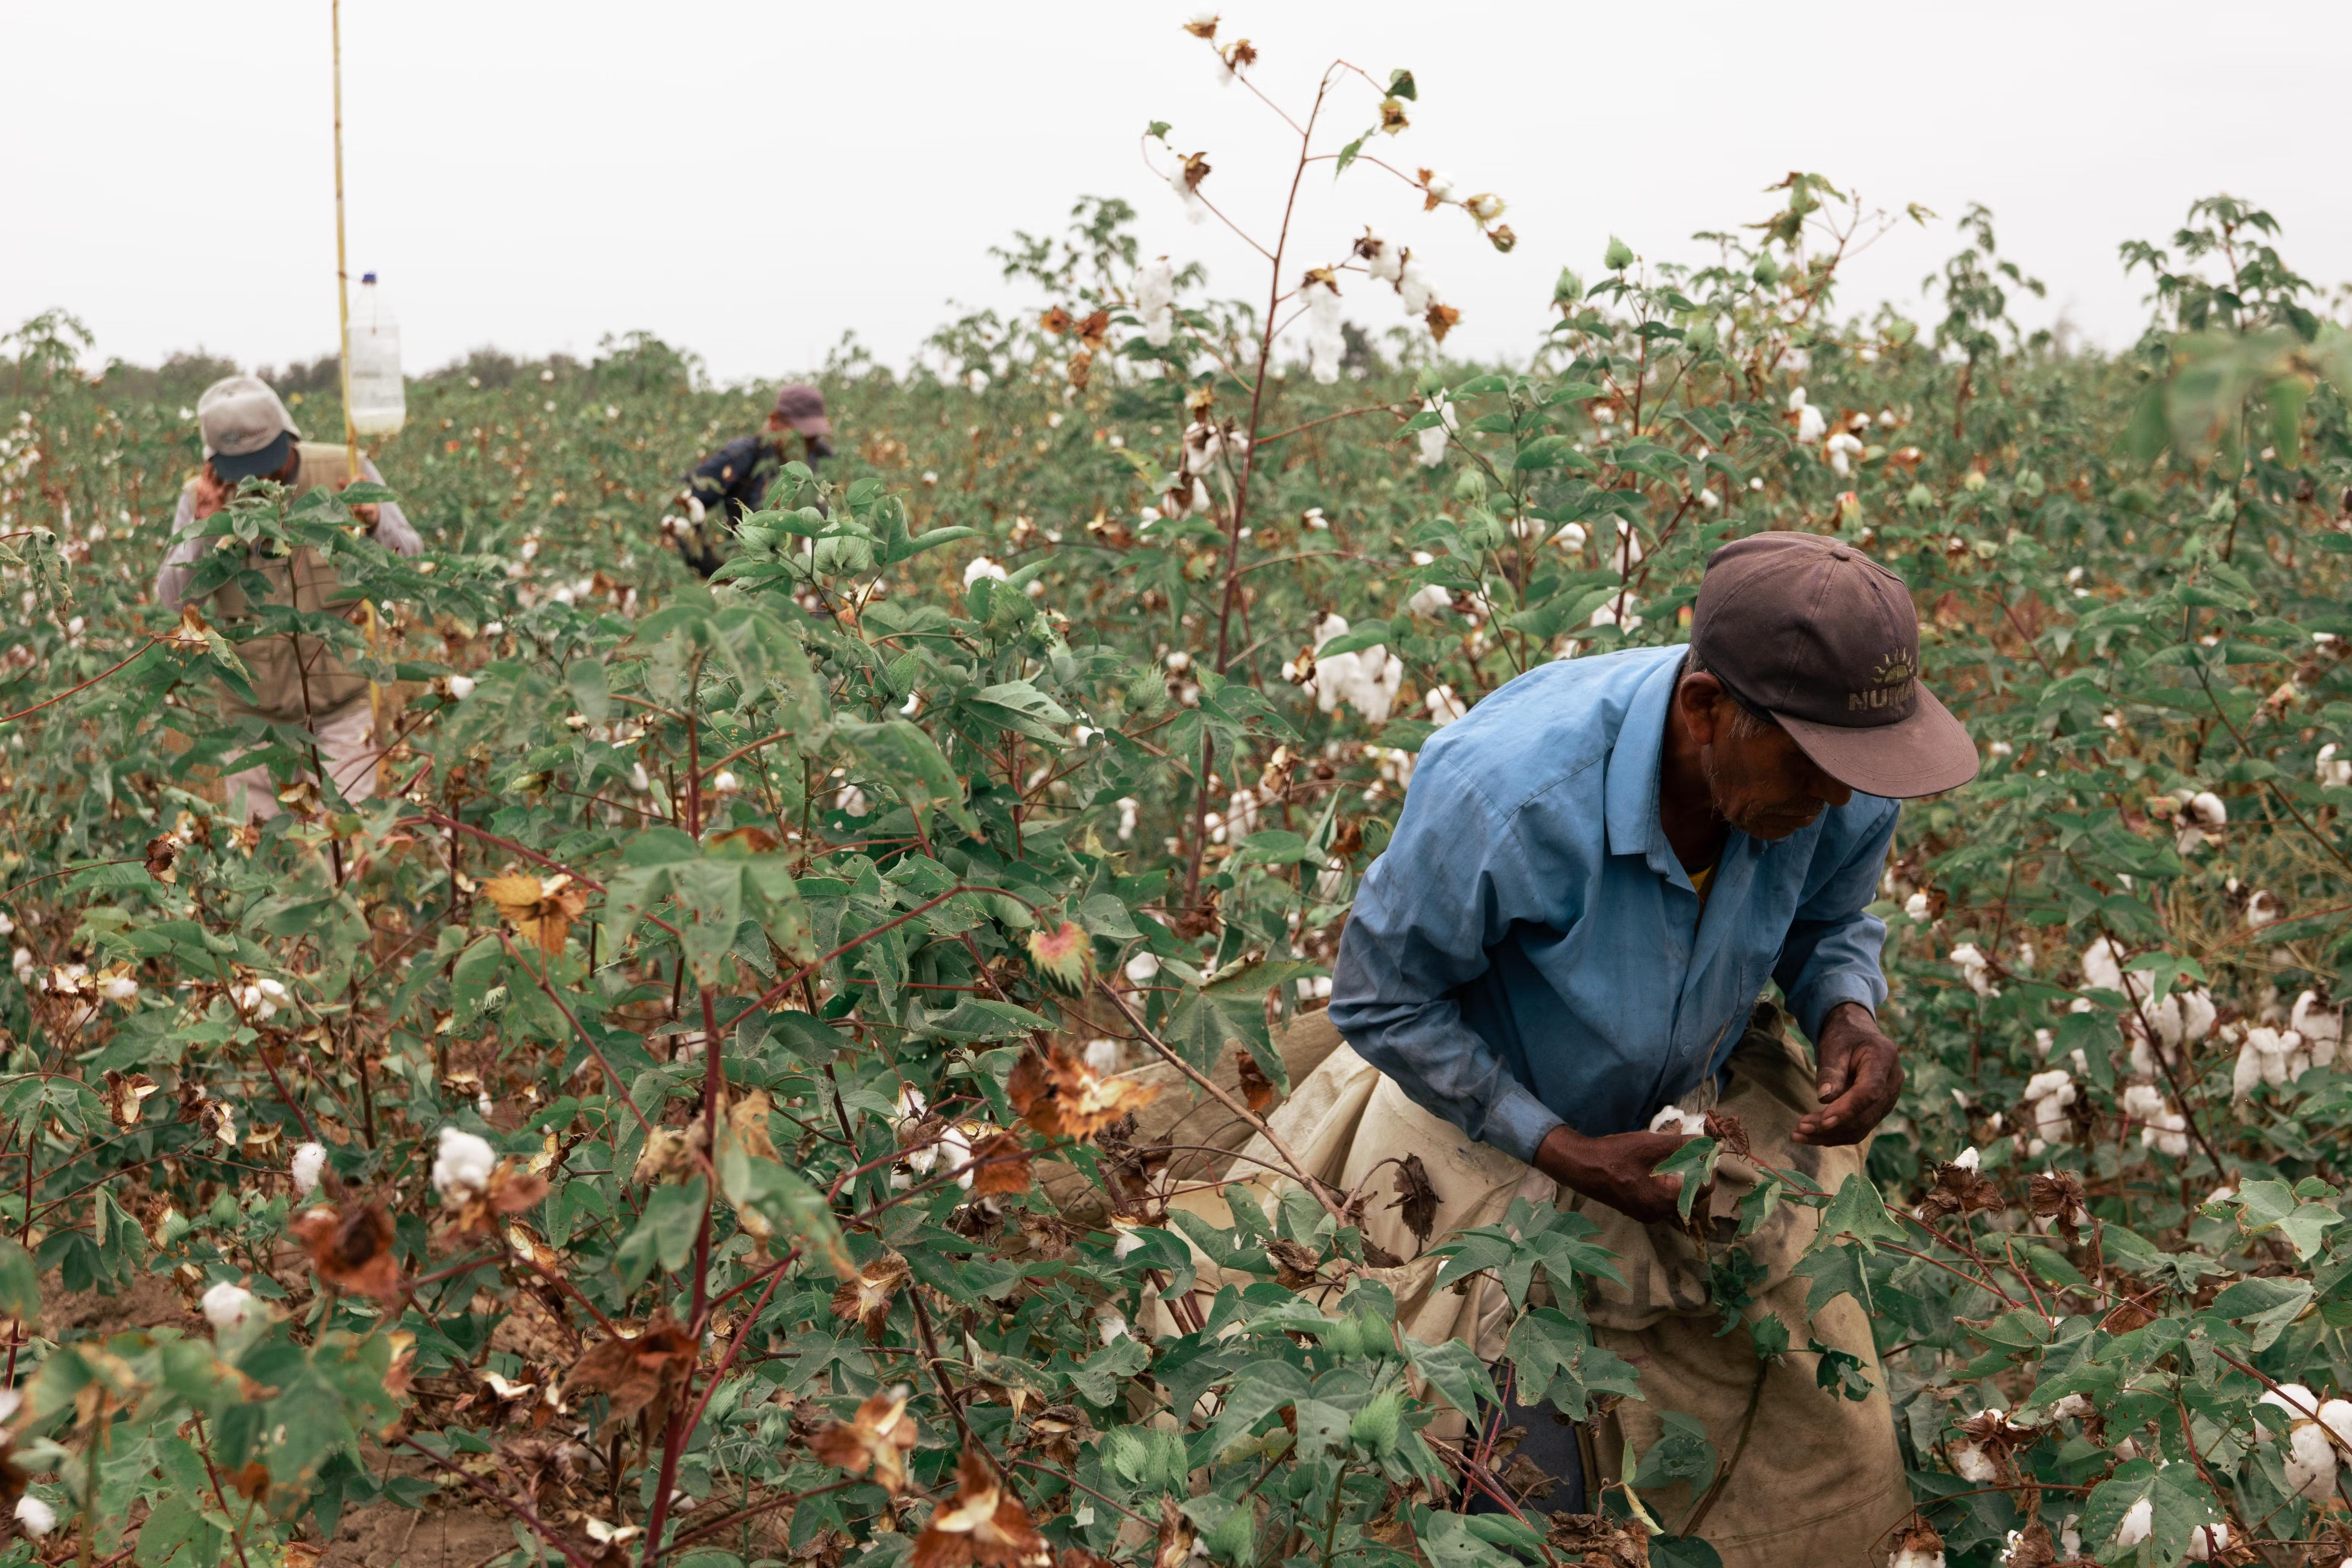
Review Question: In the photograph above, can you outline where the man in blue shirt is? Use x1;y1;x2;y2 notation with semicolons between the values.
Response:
1328;533;1977;1560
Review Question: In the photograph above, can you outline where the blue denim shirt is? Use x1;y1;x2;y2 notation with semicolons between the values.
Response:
1328;645;1896;1162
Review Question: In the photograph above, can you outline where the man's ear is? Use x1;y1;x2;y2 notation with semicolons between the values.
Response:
1678;672;1724;746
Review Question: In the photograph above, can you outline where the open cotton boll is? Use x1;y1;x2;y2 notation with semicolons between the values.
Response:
291;1141;327;1196
2111;1496;2153;1549
940;1123;975;1191
1082;1039;1122;1076
1302;277;1345;385
1647;1106;1706;1136
1948;1442;1997;1483
2320;743;2352;789
13;1497;54;1537
1406;582;1454;620
1948;944;1997;998
2286;1419;2339;1497
2319;1398;2352;1450
2079;937;2126;995
1125;952;1161;985
2293;991;2343;1066
201;1281;256;1329
2185;1522;2230;1562
1398;258;1435;317
1138;258;1175;347
1952;1146;1981;1171
432;1126;497;1199
1903;892;1931;923
1888;1544;1943;1568
1795;403;1827;444
1425;685;1467;726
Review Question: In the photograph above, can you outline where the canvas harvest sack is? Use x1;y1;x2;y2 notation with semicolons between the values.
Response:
1137;1008;1913;1568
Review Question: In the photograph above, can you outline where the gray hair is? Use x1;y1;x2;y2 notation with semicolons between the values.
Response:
1682;650;1776;743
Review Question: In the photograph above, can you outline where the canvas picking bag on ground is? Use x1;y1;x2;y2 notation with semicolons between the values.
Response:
1156;1007;1912;1568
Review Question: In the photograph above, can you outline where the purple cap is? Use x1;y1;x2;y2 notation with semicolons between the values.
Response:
1690;533;1979;799
773;383;831;437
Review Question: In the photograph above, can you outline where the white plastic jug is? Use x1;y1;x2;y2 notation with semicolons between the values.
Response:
347;272;406;437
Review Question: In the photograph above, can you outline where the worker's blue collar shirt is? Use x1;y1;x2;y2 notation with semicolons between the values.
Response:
1328;645;1897;1163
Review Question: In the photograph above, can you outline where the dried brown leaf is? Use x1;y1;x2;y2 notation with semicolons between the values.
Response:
810;1384;920;1496
908;1449;1051;1568
1391;1154;1440;1250
290;1201;402;1301
564;1310;697;1436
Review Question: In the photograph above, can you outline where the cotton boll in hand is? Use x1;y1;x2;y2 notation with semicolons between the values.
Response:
1647;1106;1706;1136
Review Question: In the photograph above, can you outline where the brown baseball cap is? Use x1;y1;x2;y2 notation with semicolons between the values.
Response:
773;383;831;436
1690;532;1978;799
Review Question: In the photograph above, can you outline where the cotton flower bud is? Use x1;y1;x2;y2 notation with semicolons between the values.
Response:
432;1126;497;1200
14;1497;55;1537
291;1141;327;1195
201;1281;256;1329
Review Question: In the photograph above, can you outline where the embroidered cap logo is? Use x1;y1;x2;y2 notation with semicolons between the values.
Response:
1852;648;1918;713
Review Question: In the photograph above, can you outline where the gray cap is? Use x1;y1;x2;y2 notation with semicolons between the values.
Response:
197;375;302;482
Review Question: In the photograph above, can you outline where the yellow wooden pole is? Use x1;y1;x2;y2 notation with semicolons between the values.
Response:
332;0;387;780
333;0;358;478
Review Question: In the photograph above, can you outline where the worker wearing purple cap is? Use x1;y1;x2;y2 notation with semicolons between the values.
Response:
1300;534;1980;1563
666;383;833;577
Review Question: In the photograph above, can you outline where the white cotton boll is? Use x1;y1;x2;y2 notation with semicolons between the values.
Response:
1398;258;1434;317
1611;516;1646;573
711;769;740;795
963;556;1008;588
1415;393;1454;468
1949;1441;1997;1483
1903;892;1931;923
446;674;476;701
1953;1146;1981;1172
1647;1106;1707;1136
941;1123;975;1190
2234;1039;2265;1099
2033;1028;2055;1058
1083;1039;1122;1077
2080;937;2126;995
2319;1398;2352;1451
1406;582;1453;620
2263;1383;2321;1419
630;762;652;792
1795;404;1827;444
1787;387;1809;412
1303;278;1345;385
2185;1522;2230;1561
14;1497;54;1537
202;1281;255;1329
2319;743;2352;790
291;1141;327;1196
432;1126;497;1200
2179;988;2217;1044
1116;797;1139;843
2293;992;2342;1065
1095;1306;1130;1345
2111;1496;2153;1549
1426;685;1466;726
1948;944;1997;998
1589;593;1642;633
1125;952;1161;985
834;784;869;818
2287;1420;2339;1497
1889;1547;1943;1568
2046;1393;2091;1421
98;972;138;1003
1554;520;1590;550
1138;258;1176;348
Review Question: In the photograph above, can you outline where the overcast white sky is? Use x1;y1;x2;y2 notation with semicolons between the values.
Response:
7;2;2350;385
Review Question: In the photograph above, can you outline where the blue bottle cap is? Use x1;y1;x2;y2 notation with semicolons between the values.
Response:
362;271;378;284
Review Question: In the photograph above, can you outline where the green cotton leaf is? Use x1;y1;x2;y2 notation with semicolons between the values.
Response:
1504;1307;1587;1396
1333;133;1369;178
1233;830;1317;865
1067;1335;1149;1405
1652;1136;1719;1221
2207;1276;2313;1350
1386;68;1416;100
615;1176;708;1290
959;680;1074;745
1817;1173;1907;1253
1631;1409;1718;1491
0;1237;39;1326
1808;1339;1874;1402
1311;619;1394;657
670;860;747;983
2077;1459;2214;1568
1794;1241;1872;1318
1201;1359;1310;1462
835;718;981;838
889;524;980;562
2122;950;2206;1003
1406;1336;1500;1418
1074;893;1142;940
1514;433;1592;472
1648;1537;1726;1568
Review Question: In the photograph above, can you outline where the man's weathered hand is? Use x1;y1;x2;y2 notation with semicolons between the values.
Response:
1534;1125;1704;1226
1795;1001;1903;1146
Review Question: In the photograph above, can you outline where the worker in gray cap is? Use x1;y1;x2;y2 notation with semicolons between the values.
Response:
156;374;421;821
666;382;833;577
